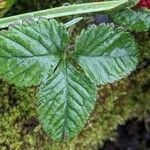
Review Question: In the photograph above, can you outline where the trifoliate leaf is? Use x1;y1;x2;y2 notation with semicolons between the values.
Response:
112;8;150;32
37;61;96;141
0;19;69;86
74;25;138;85
0;18;139;142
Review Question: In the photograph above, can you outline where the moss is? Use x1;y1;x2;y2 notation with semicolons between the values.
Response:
0;83;37;150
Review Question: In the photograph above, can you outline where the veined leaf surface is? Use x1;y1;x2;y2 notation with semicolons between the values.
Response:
113;9;150;32
74;25;138;85
0;19;69;86
0;19;139;141
38;61;96;141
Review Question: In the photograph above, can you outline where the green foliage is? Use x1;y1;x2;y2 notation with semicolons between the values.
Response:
74;25;138;85
38;63;96;141
0;55;150;149
112;8;150;32
0;19;68;87
105;0;139;7
0;0;149;149
0;0;129;29
0;18;138;141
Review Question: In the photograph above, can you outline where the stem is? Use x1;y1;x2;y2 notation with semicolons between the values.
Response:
0;0;128;29
65;17;83;28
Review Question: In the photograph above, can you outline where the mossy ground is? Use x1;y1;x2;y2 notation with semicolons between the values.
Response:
0;1;150;150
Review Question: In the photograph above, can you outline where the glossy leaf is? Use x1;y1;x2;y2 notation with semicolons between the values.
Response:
113;8;150;32
0;19;69;86
0;18;139;142
74;25;138;85
37;61;96;141
0;0;128;29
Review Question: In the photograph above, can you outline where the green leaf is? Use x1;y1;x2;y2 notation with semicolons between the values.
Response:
65;17;83;28
74;25;138;85
0;0;128;29
0;19;69;86
37;61;96;141
0;18;139;142
112;9;150;32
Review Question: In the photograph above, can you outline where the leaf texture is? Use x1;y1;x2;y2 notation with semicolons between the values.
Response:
37;61;96;141
74;25;138;85
0;18;139;141
112;9;150;32
0;18;69;86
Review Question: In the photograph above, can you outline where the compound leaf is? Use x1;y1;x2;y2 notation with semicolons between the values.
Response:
0;19;69;86
74;25;138;85
112;8;150;32
0;18;139;142
37;61;96;141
